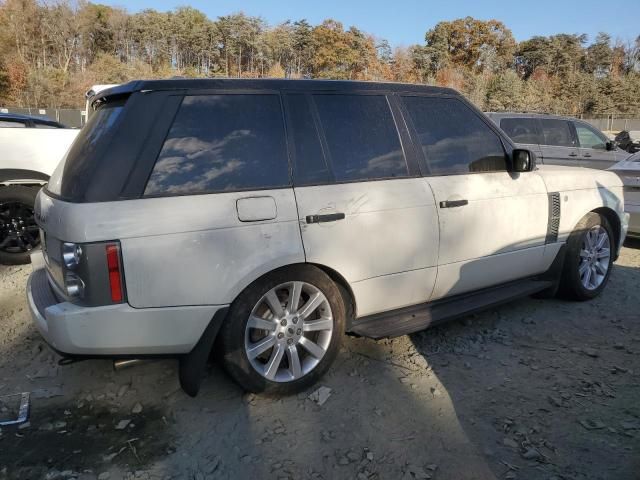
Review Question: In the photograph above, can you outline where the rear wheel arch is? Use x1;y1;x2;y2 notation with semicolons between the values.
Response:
308;263;357;320
229;262;357;321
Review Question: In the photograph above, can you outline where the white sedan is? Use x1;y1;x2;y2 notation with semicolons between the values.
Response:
610;152;640;238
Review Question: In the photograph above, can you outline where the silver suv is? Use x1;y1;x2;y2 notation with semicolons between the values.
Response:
486;112;630;169
27;80;628;396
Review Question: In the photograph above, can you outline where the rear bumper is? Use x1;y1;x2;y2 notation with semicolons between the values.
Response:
27;266;226;356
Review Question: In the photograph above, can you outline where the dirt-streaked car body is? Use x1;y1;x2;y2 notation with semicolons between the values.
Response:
27;79;629;396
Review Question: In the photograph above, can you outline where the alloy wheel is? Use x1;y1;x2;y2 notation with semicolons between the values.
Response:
0;202;39;254
579;225;611;290
244;281;334;382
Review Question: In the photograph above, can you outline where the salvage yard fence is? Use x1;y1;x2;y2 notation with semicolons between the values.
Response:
580;115;640;132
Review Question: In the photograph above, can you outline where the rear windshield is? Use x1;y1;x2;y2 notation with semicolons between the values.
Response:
47;101;125;199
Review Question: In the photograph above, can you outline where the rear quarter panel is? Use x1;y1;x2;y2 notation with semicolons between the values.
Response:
36;189;304;308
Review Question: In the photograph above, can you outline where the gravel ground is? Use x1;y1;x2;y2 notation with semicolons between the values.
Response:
0;242;639;480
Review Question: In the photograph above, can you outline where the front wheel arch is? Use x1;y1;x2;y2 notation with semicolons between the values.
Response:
559;211;614;300
591;207;621;259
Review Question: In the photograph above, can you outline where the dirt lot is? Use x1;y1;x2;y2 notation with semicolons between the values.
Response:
0;243;639;480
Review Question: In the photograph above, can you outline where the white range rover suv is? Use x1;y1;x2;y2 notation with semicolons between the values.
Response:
27;79;629;396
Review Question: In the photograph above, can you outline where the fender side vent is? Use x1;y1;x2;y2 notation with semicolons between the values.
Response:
546;192;561;244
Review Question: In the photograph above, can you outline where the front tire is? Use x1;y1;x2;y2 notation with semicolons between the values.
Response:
559;212;614;300
220;265;345;395
0;186;40;265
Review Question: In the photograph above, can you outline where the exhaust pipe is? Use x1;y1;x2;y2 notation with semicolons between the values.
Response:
113;359;142;371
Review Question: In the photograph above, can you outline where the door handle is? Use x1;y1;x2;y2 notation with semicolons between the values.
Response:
306;213;346;224
439;200;468;209
568;152;578;157
583;153;592;157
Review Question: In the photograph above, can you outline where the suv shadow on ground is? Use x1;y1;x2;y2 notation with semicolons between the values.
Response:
1;249;639;479
408;256;640;480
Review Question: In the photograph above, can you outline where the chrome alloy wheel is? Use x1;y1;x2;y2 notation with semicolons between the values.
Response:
244;281;334;382
579;225;611;290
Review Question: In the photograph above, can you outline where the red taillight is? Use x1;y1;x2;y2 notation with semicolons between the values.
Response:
106;243;123;303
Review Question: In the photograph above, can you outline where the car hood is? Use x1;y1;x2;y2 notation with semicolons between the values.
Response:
608;152;640;173
535;165;623;191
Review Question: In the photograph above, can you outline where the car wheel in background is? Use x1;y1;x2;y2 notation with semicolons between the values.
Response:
220;265;345;394
559;212;614;300
0;186;40;265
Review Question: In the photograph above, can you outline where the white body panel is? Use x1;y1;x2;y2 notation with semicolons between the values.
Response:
609;154;640;236
294;178;439;317
428;171;549;299
27;263;219;355
0;128;78;177
36;188;304;307
535;165;627;247
29;164;628;355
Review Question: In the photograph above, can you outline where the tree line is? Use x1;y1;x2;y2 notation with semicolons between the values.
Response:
1;0;639;116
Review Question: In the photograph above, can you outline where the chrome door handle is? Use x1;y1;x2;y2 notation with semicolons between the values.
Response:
568;152;578;157
439;200;468;208
306;213;346;224
583;153;592;157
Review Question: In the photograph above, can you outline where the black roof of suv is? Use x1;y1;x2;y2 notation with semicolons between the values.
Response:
91;78;458;106
65;79;495;204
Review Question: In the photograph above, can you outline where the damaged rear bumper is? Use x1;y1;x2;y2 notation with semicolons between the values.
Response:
27;265;227;357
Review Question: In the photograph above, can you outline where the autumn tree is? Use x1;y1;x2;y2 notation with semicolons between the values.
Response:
0;2;638;116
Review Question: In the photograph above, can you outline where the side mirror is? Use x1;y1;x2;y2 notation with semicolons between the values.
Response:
512;149;535;172
606;140;616;151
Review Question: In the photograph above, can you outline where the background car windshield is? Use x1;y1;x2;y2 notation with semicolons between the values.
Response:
575;124;606;149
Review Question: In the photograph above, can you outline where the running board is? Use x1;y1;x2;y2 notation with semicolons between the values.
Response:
349;279;553;339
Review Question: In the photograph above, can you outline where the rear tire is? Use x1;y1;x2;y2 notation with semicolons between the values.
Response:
559;212;614;301
220;265;345;395
0;186;40;265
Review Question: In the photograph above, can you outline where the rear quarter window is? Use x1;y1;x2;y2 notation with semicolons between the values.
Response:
47;101;125;198
144;94;289;195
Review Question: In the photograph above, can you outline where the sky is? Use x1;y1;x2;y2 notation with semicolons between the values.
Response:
100;0;638;47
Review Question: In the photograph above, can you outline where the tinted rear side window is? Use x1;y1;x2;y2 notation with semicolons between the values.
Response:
145;94;289;196
500;118;541;144
48;101;125;199
540;119;576;147
313;94;407;182
402;96;507;175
